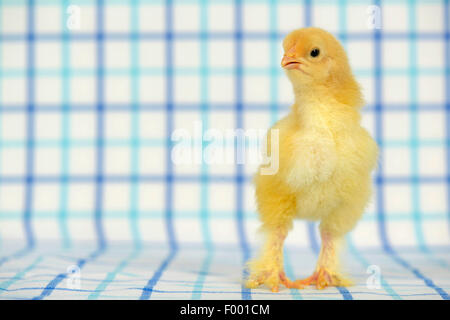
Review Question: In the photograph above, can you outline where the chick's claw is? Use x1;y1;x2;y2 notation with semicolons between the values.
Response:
278;272;303;290
289;274;316;289
290;268;352;290
245;270;294;292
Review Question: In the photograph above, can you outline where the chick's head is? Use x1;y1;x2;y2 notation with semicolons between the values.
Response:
282;27;363;107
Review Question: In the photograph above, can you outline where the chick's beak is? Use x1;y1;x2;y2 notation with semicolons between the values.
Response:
281;55;302;70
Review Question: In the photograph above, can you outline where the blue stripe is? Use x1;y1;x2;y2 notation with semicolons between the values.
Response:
445;0;450;234
59;0;71;248
269;0;279;124
304;0;311;27
338;0;347;42
234;0;251;301
0;210;448;222
386;247;450;300
0;31;449;42
0;136;447;149
191;250;213;299
88;247;141;300
199;0;212;250
307;223;320;253
0;138;439;151
408;0;426;251
0;2;2;251
336;285;353;300
1;173;449;185
373;0;389;251
139;0;179;300
94;0;106;249
32;248;105;300
4;286;446;298
0;247;34;269
0;102;446;113
0;256;43;293
347;237;401;300
139;248;176;300
165;0;177;251
23;0;36;250
129;0;142;248
190;0;214;299
0;65;448;78
191;0;214;299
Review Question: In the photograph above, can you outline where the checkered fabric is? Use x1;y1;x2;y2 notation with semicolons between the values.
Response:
0;0;449;300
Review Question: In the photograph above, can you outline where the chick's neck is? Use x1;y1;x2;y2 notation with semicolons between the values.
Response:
291;83;360;129
292;82;331;107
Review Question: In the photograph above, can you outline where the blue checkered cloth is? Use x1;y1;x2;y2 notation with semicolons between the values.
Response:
0;0;449;300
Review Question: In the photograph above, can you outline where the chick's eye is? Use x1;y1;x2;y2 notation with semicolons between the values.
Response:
310;48;320;57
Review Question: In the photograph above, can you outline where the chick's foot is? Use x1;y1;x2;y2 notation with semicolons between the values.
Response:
288;267;352;290
245;265;293;293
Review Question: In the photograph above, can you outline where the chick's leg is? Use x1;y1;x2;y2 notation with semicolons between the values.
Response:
290;229;352;290
245;226;292;292
247;172;298;292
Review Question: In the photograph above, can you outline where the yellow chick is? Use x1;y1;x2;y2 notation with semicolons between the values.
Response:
245;27;378;292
